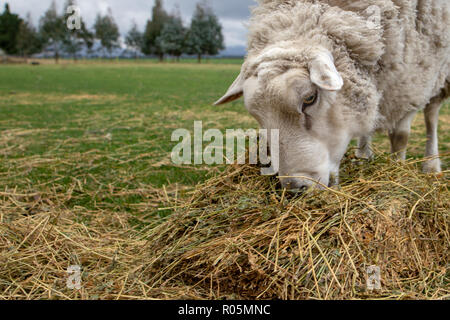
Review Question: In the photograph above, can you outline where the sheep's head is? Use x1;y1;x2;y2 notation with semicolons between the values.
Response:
215;45;358;191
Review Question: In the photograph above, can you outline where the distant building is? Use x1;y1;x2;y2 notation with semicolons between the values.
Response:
33;40;145;60
0;48;7;63
30;40;244;60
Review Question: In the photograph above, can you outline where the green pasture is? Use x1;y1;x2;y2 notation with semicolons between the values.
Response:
0;61;448;219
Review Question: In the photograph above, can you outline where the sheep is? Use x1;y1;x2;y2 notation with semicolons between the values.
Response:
215;0;449;191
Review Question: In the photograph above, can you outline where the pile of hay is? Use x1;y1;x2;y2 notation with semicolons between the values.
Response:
1;152;449;299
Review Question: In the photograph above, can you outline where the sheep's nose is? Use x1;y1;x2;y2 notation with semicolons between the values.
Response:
281;178;309;194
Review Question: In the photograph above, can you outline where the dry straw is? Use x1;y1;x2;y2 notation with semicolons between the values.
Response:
1;152;449;299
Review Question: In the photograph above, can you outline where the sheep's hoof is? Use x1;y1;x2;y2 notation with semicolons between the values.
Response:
329;172;340;187
355;149;374;161
422;158;441;174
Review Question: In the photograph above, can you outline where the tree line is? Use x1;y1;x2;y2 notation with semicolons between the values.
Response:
0;0;224;63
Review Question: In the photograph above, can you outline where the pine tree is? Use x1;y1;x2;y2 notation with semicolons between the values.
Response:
186;1;224;63
94;8;120;56
125;22;144;59
39;1;65;63
0;3;22;55
143;0;169;61
16;13;41;57
156;13;186;61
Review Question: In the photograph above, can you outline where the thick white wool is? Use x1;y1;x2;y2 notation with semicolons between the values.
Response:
245;0;450;130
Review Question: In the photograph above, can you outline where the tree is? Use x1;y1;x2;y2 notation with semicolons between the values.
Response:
0;3;22;54
125;22;143;59
94;8;120;56
143;0;169;61
16;13;41;57
39;1;65;63
156;13;186;61
62;0;93;60
186;1;224;63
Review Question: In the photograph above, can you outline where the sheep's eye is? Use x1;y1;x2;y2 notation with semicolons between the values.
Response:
302;92;317;110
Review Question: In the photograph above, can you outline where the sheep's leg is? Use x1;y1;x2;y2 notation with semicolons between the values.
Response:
422;99;442;173
388;111;417;160
356;135;373;159
329;166;340;186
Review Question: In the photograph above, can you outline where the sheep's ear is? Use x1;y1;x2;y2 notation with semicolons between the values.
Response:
309;52;343;91
214;72;244;105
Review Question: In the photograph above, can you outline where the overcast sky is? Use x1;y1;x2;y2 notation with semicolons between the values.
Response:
5;0;256;48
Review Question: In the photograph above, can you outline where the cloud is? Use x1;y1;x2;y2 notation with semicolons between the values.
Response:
221;18;249;47
6;0;254;48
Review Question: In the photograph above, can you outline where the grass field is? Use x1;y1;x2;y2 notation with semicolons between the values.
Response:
0;61;448;299
0;62;448;198
0;62;251;210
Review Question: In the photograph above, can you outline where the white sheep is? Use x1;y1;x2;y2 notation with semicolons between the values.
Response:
215;0;449;190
